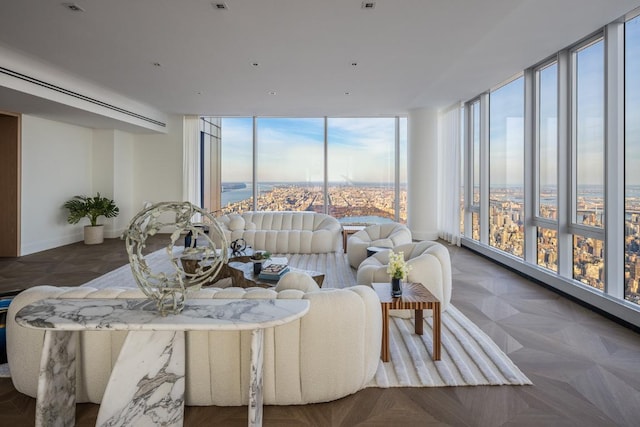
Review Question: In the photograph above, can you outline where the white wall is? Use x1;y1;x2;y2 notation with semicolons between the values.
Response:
132;114;184;209
21;115;93;254
20;113;186;254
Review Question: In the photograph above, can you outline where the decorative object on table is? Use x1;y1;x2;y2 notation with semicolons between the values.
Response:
250;250;271;274
122;201;228;315
184;225;209;248
258;263;290;281
387;250;411;297
230;238;248;255
63;193;119;245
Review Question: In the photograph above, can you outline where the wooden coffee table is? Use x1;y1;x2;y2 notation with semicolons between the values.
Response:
372;282;441;362
228;262;325;288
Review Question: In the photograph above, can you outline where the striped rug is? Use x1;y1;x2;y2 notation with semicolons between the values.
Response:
368;306;531;387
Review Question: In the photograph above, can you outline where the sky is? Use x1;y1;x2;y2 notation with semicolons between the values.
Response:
220;117;408;184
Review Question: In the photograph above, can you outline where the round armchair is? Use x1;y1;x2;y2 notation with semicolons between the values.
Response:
346;223;412;269
356;241;452;317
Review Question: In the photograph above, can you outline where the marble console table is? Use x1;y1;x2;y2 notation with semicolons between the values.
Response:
15;298;310;427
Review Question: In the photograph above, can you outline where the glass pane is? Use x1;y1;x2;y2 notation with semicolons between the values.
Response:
472;101;481;205
537;227;558;272
574;40;605;227
221;117;254;214
255;118;324;212
625;16;640;306
327;118;396;224
489;77;525;258
537;63;558;220
472;212;480;241
399;117;408;224
573;235;604;291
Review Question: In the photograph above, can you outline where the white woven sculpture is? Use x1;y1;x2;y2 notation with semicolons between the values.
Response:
123;201;228;315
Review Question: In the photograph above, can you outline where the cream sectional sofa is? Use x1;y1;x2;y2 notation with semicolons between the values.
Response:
8;211;379;406
215;211;342;254
7;282;381;406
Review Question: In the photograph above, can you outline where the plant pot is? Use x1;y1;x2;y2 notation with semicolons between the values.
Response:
84;225;104;245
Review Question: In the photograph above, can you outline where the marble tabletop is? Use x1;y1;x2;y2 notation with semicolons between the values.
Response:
15;298;310;332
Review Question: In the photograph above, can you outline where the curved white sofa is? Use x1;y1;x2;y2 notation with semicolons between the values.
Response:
7;283;381;406
356;241;452;316
347;223;412;268
216;211;342;254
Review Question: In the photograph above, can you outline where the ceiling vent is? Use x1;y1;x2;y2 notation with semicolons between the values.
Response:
212;2;228;10
361;2;376;9
62;3;85;12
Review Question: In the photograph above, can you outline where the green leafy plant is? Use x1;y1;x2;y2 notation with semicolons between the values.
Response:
64;193;119;227
250;250;271;261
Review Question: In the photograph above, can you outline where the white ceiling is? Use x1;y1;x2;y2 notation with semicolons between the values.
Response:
1;0;639;126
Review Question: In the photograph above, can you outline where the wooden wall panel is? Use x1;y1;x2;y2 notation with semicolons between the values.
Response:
0;112;20;257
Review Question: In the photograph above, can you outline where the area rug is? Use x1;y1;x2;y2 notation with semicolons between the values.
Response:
6;249;530;387
367;306;531;387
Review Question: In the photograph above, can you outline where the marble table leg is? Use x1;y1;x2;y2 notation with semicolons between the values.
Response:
248;328;264;427
96;330;185;427
36;330;77;427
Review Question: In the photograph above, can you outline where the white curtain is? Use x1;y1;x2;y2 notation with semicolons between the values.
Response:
437;105;462;246
182;115;200;205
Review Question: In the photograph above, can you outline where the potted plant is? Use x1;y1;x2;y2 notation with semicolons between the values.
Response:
64;193;119;245
387;250;412;297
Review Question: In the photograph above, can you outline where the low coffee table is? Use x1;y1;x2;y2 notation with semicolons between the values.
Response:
228;262;325;288
372;282;441;362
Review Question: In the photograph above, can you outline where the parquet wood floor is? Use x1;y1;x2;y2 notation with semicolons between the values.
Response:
1;239;639;426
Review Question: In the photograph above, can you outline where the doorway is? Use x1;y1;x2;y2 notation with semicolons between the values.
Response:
0;112;20;257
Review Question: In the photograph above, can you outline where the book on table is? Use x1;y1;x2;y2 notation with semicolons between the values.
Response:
258;263;290;280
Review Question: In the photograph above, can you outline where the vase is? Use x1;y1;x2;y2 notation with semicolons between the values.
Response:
391;277;402;297
253;261;263;275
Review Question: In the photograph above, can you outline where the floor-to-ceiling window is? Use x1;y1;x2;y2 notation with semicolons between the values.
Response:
572;38;605;291
255;118;324;212
220;117;253;214
469;99;481;241
327;118;396;223
626;15;640;305
460;7;640;327
489;76;525;258
213;116;406;223
535;61;559;271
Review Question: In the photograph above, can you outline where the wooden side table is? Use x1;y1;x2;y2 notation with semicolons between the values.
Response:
372;282;441;362
342;225;366;253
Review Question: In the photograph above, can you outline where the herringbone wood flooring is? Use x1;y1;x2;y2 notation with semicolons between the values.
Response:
1;238;639;426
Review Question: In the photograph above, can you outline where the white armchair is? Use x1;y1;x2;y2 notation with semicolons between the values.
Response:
346;223;412;268
356;241;452;317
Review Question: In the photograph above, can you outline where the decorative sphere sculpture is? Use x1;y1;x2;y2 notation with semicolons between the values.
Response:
123;202;228;315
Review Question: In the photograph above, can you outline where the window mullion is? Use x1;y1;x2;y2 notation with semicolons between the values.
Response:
605;22;625;298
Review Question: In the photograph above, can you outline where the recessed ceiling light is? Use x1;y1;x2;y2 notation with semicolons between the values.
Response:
62;3;85;12
345;92;351;96
212;2;228;10
153;62;161;67
252;62;259;67
361;2;375;9
268;91;277;96
351;62;358;67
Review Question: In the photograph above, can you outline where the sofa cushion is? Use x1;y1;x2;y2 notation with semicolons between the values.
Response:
275;271;320;293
